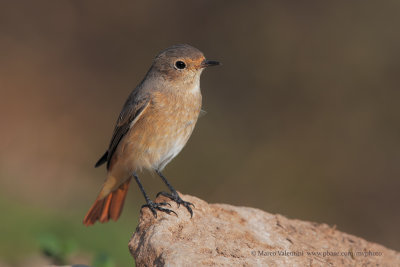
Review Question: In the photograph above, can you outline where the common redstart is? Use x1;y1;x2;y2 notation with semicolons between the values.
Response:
83;44;220;226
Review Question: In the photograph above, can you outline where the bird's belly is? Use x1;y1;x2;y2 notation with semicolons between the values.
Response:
153;121;196;170
122;99;200;172
130;120;196;171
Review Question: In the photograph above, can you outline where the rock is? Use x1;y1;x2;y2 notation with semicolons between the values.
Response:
129;193;400;266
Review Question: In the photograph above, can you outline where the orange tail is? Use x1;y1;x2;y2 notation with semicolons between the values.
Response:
83;178;131;226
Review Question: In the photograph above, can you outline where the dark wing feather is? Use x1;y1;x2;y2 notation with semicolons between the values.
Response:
94;151;108;167
95;90;150;170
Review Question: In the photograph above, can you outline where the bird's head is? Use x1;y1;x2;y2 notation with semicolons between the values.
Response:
150;44;220;86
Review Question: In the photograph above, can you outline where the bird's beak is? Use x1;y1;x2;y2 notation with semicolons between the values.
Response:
200;60;221;68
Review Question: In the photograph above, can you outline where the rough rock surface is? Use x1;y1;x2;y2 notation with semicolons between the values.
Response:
129;193;400;266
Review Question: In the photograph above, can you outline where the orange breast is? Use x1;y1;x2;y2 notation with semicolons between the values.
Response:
112;89;202;175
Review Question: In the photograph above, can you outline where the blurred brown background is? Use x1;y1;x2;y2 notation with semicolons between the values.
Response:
1;1;399;266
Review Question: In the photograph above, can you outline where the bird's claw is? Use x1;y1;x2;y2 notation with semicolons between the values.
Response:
156;191;194;217
141;201;176;218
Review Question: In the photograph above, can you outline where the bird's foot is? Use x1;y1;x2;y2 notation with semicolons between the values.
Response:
141;201;176;218
156;191;194;217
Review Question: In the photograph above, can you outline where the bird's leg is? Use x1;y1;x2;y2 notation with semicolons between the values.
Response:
155;170;194;217
133;173;176;218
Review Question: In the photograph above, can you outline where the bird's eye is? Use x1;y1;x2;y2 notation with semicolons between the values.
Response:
175;61;186;69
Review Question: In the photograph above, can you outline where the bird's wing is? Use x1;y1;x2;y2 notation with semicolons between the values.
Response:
95;91;150;170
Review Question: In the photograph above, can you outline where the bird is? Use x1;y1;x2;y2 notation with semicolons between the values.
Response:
83;44;220;226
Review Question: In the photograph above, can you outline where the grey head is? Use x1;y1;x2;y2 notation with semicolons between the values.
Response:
148;44;220;85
